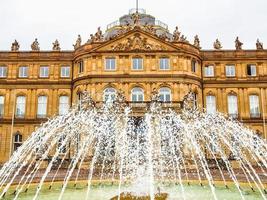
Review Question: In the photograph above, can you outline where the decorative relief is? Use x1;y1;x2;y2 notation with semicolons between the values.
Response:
111;33;167;51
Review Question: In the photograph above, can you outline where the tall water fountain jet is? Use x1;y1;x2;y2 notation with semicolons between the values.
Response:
0;91;267;200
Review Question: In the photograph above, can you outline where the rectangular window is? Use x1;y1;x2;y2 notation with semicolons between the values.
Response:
18;66;28;78
228;95;238;118
0;66;7;77
247;64;257;76
37;96;48;118
61;66;70;78
59;96;69;115
204;65;214;77
191;60;197;73
16;96;26;118
39;66;49;78
78;61;84;73
206;95;216;114
225;65;235;77
160;58;170;70
132;58;143;70
0;96;4;117
105;58;116;70
249;95;260;118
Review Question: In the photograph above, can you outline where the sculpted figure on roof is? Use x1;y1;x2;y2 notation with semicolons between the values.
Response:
256;39;263;50
52;40;61;51
73;34;82;49
194;35;201;49
235;37;243;50
11;40;20;51
173;26;181;41
213;39;223;50
31;38;40;51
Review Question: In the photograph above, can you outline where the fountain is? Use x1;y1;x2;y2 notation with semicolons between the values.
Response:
0;91;267;200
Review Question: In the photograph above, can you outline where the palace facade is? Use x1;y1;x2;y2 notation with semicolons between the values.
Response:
0;9;267;164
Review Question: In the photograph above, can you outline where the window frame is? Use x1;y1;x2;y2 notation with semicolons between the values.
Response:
159;87;172;102
13;132;23;152
191;60;197;73
131;87;144;102
78;60;84;74
159;58;170;70
132;57;144;70
0;66;7;78
103;88;116;102
105;57;116;71
37;95;48;118
247;64;257;77
204;65;215;77
206;95;216;114
249;95;260;118
18;66;29;78
0;96;4;117
15;96;26;118
39;66;49;78
59;96;70;116
225;64;236;77
227;95;238;118
60;66;71;78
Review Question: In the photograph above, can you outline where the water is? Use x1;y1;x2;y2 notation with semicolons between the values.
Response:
0;92;267;200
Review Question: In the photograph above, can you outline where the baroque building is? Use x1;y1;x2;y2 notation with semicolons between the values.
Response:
0;9;266;164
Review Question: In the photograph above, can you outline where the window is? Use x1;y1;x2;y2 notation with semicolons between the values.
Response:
103;88;116;102
160;58;170;70
225;65;235;77
249;95;260;118
228;95;238;118
0;66;7;77
247;64;257;76
131;87;144;102
39;66;49;78
132;58;143;70
78;61;84;73
37;96;47;118
159;87;171;102
0;96;4;117
204;65;214;77
59;96;69;115
105;58;116;70
61;66;70;78
16;96;26;118
18;66;28;78
77;93;83;108
191;60;197;73
14;132;22;151
192;92;198;109
206;95;216;114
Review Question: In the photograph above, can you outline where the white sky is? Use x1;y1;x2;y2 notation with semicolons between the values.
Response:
0;0;266;51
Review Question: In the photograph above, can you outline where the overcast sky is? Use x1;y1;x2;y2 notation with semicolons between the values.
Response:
0;0;266;51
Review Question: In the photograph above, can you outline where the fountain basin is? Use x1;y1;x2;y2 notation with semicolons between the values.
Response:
110;192;168;200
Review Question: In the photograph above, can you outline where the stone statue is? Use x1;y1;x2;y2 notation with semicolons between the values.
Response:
213;39;222;50
52;39;61;51
194;35;201;49
256;39;263;50
11;40;20;51
95;27;103;42
235;37;243;50
173;26;181;41
180;35;188;43
87;34;96;43
31;38;40;51
73;34;82;49
132;12;140;26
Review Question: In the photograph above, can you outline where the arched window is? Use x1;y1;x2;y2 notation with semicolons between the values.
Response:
16;96;26;118
59;96;69;115
14;132;22;151
159;87;171;102
103;88;116;102
131;87;144;102
37;96;48;118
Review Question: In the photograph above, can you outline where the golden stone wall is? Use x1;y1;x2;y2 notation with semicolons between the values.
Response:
0;30;267;164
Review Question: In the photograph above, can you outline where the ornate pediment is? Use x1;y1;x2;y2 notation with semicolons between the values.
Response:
92;30;178;52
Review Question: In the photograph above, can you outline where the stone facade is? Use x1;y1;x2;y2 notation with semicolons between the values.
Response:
0;10;266;164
